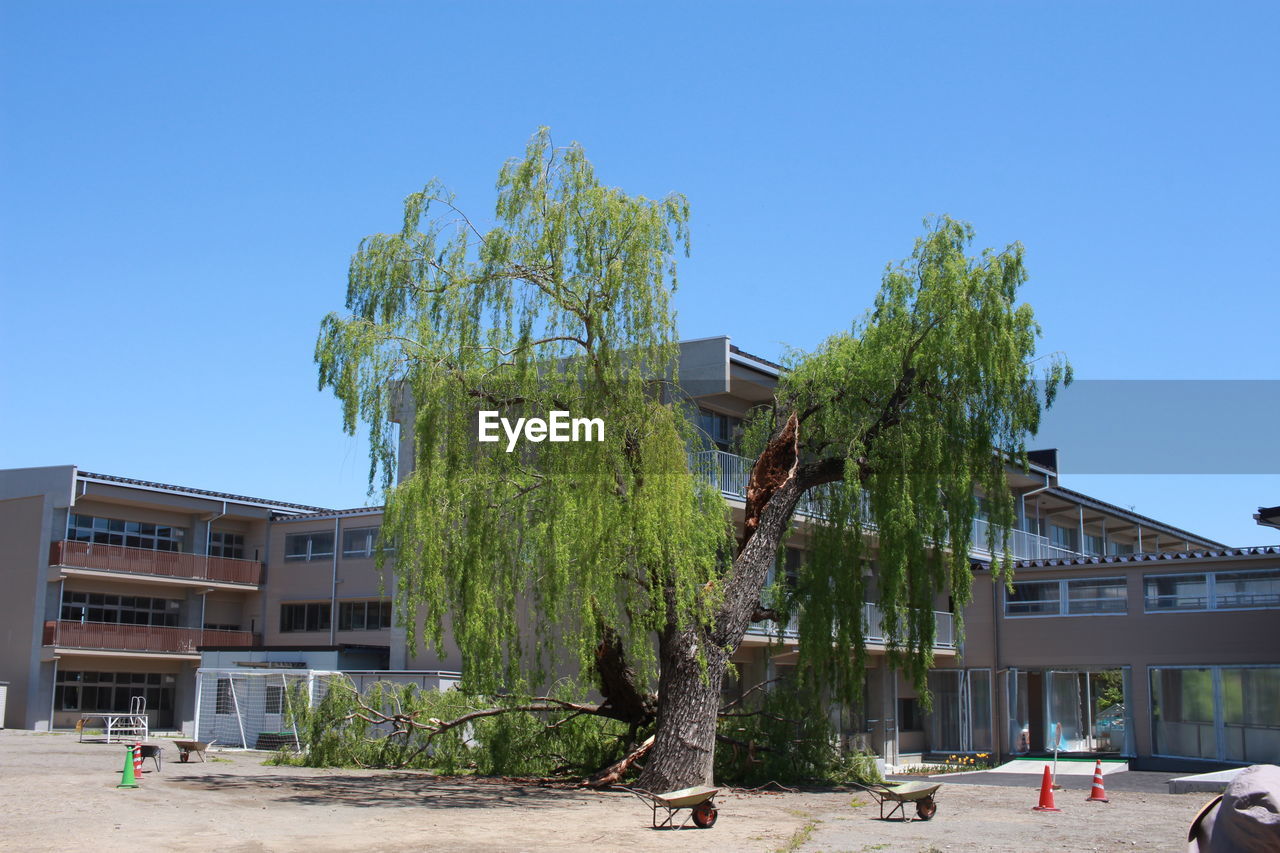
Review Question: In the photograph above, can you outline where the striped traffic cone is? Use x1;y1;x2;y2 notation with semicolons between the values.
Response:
133;743;144;779
116;744;139;788
1086;758;1110;803
1032;765;1061;812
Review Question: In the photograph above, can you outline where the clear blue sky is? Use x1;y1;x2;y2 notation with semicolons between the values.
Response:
2;1;1276;545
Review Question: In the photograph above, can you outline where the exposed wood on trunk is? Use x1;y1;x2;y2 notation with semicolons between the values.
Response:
741;412;800;550
581;734;654;788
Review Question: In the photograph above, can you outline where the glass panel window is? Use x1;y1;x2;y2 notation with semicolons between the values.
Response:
1050;525;1079;552
1066;578;1127;614
57;670;175;713
1083;533;1106;556
265;685;285;715
67;514;186;552
1214;570;1280;609
209;531;245;560
1151;667;1216;759
1222;667;1280;763
1005;581;1061;615
337;600;392;631
280;602;331;632
342;527;379;558
694;406;742;452
60;590;181;626
1144;574;1208;611
284;532;335;562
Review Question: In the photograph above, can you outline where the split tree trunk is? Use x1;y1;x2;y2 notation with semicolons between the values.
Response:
637;414;815;792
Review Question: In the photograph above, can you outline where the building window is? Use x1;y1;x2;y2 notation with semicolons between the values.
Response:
1065;578;1127;614
342;527;381;559
1005;581;1061;615
338;600;393;631
60;591;181;626
1083;533;1106;556
1006;578;1127;616
265;685;285;715
283;532;335;562
66;514;186;552
898;698;923;732
1152;666;1280;763
209;531;245;559
215;677;235;714
1214;569;1280;609
1144;569;1279;612
695;406;742;452
1108;541;1135;556
56;670;175;713
1049;525;1078;552
280;602;331;632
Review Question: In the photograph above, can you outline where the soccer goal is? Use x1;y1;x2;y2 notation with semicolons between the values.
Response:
193;668;339;750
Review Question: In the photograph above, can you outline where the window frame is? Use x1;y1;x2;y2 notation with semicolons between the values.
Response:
279;602;332;633
1144;568;1280;613
283;531;336;562
341;527;380;559
1004;576;1128;618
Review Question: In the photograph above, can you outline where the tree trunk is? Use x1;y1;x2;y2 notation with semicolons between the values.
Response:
638;413;825;791
636;625;728;791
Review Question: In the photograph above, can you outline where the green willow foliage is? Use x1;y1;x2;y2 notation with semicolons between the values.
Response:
284;678;628;776
752;218;1070;705
316;129;730;692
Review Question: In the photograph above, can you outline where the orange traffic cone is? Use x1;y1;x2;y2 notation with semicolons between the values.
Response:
1086;759;1110;803
1032;765;1061;811
133;743;144;780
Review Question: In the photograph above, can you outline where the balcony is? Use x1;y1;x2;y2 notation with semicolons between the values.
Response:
969;518;1083;562
690;449;1086;562
50;540;263;586
43;620;257;656
747;603;956;649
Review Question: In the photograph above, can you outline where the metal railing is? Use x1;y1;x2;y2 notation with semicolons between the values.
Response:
746;603;955;649
50;540;264;585
969;518;1084;562
690;449;1087;562
42;620;256;654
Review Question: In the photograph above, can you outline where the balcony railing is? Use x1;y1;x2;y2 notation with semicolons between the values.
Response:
43;620;256;655
50;540;264;586
969;518;1084;562
747;603;956;649
691;449;1086;562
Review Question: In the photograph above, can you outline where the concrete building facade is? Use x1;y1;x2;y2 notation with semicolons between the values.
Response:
2;336;1276;769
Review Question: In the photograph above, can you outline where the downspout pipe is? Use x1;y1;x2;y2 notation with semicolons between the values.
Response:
329;517;340;644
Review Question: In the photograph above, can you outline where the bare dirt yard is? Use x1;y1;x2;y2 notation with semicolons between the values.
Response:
1;731;1211;852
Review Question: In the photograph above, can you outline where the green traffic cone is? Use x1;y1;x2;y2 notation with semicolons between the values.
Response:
117;744;139;788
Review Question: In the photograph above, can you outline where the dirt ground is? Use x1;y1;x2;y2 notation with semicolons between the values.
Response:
0;730;1212;852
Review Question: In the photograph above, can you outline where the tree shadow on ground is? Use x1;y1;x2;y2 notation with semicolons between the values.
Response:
168;772;621;811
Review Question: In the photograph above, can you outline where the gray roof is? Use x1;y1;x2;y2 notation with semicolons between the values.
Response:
978;544;1280;571
78;470;329;513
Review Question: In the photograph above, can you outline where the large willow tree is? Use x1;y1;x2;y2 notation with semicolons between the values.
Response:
317;128;1068;791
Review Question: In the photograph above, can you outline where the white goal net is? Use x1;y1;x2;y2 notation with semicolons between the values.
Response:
194;668;339;750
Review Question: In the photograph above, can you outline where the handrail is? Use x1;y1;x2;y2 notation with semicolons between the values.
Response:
42;620;257;654
50;540;263;585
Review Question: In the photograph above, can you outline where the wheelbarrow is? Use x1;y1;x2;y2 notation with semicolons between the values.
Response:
861;781;941;821
172;739;215;762
621;785;720;829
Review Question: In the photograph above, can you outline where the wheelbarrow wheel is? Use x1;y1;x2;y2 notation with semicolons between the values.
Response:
915;796;937;821
691;802;718;828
